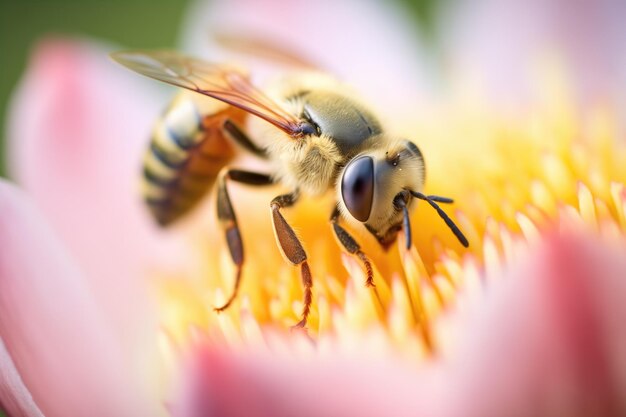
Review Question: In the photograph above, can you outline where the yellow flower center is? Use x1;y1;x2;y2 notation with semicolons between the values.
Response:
155;65;626;368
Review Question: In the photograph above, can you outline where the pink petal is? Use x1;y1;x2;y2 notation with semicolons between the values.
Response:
442;0;626;108
180;0;436;119
6;38;182;373
0;180;161;417
172;345;438;417
0;339;44;417
445;234;626;416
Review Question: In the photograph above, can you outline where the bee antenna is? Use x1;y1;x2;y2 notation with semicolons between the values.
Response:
410;191;469;248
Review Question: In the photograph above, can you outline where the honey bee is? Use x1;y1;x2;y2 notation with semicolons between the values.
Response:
112;50;468;328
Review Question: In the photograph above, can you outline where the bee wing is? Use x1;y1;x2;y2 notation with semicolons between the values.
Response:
111;50;304;136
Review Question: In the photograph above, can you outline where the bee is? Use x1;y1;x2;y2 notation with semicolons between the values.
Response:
112;50;468;328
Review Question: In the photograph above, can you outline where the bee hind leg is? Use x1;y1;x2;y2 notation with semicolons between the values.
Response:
330;207;374;287
214;168;273;312
270;192;313;329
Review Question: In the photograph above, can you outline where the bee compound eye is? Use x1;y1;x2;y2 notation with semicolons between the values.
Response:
341;156;374;222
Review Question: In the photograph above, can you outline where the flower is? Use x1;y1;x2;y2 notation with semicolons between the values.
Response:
2;1;626;417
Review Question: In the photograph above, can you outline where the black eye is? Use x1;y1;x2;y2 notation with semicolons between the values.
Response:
341;156;374;222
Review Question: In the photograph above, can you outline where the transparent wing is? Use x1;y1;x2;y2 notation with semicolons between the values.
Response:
111;50;304;136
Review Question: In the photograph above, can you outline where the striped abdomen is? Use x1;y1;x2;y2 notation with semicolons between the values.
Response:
141;92;242;226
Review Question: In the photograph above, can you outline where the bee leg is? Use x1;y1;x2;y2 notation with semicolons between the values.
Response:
222;119;268;159
330;207;374;287
270;192;313;328
214;169;273;312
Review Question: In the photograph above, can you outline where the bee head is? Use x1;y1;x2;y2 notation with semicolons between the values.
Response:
338;140;425;250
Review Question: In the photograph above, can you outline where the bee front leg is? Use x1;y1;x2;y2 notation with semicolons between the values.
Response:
214;168;273;312
270;192;313;329
330;207;374;287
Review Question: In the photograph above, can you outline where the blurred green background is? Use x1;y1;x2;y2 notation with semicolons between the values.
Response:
0;0;192;179
0;0;438;179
